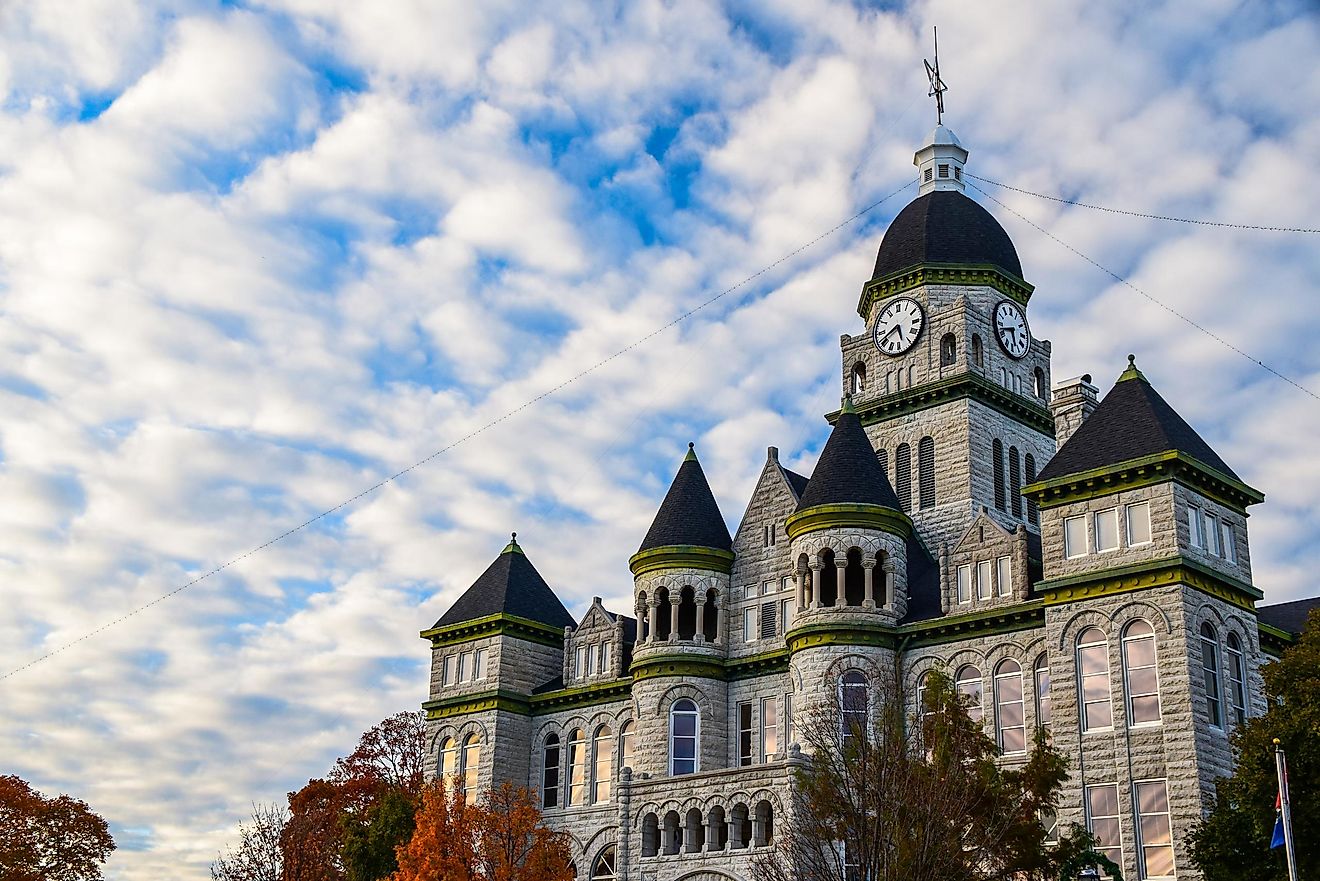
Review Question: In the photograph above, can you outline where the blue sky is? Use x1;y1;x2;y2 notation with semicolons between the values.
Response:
1;1;1318;876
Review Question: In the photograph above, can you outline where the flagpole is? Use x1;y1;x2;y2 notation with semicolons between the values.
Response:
1275;739;1299;881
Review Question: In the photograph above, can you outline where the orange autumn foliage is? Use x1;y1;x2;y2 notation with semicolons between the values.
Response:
389;782;572;881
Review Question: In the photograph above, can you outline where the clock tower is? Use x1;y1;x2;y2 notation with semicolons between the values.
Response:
841;123;1056;553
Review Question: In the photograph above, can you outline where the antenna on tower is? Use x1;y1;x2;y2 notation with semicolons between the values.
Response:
924;27;948;124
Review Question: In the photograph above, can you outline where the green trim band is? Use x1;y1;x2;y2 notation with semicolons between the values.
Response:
423;689;531;720
857;263;1034;320
630;655;727;682
530;679;635;713
1258;622;1295;659
628;545;736;577
839;372;1055;438
899;602;1045;648
1037;555;1263;611
420;613;566;649
1022;451;1264;513
786;621;898;654
726;648;790;680
785;504;912;541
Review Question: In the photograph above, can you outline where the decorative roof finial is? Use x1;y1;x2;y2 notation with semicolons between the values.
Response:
684;441;698;462
1119;353;1147;383
924;27;948;125
502;531;523;554
841;393;857;415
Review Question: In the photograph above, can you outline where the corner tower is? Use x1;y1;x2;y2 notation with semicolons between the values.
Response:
842;124;1055;552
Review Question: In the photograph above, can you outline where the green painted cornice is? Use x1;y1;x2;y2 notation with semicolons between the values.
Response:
1258;622;1295;659
420;613;565;649
786;620;898;654
727;648;790;680
899;602;1045;647
785;503;912;541
1022;450;1264;513
857;263;1035;320
836;371;1055;438
630;654;727;682
1036;554;1263;611
529;679;634;712
628;545;736;577
423;689;531;720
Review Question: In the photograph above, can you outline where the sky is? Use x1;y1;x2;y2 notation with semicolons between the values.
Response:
1;0;1317;876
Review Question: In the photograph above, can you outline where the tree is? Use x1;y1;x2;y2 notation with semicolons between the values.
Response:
752;664;1119;881
0;774;116;881
389;782;572;881
342;789;416;881
212;803;287;881
1188;610;1320;881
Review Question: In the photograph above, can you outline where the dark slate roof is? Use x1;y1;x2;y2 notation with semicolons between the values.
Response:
872;190;1022;281
795;408;902;512
637;445;733;553
1036;359;1240;483
782;466;810;499
532;676;564;695
431;536;575;630
898;534;941;623
1259;598;1320;637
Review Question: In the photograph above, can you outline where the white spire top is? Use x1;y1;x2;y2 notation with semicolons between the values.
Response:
914;122;969;195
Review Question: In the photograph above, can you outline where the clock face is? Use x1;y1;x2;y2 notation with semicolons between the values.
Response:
994;300;1031;359
872;297;925;356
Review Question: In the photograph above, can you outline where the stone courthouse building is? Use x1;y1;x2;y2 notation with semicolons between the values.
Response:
418;123;1313;881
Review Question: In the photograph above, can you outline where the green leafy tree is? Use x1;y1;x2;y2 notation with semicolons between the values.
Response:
1188;610;1320;881
342;789;416;881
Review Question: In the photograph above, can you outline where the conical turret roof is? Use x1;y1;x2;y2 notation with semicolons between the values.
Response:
796;401;902;512
432;534;575;630
637;444;733;553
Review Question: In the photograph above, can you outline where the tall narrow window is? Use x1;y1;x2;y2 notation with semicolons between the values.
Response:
971;334;984;367
440;737;458;784
992;439;1006;511
1122;619;1162;726
743;607;756;644
760;697;779;760
1064;515;1087;558
1126;502;1152;546
957;564;971;604
995;660;1026;753
599;642;611;676
1095;508;1120;551
1201;623;1224;729
840;670;868;740
940;333;957;366
442;655;457;686
472;648;486;680
996;556;1012;598
784;693;794;748
1034;367;1046;399
593;725;613;804
670;699;699;775
620;721;635;775
1034;654;1052;732
956;665;983;723
585;645;595;676
1206;514;1222;556
895;443;913;511
876;448;888;478
851;362;867;395
1221;521;1237;563
575;646;586;678
918;436;936;509
1086;783;1123;870
1009;446;1022;517
1025;454;1038;525
461;734;480;794
542;735;560;809
738;702;754;766
976;560;992;601
1188;506;1205;547
458;652;470;682
1226;633;1247;727
1077;627;1113;731
567;729;586;805
1135;780;1176;878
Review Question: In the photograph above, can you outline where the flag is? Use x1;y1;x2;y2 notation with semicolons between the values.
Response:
1271;789;1285;849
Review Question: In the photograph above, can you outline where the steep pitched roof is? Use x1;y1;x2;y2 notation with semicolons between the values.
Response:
1037;357;1240;483
432;535;575;630
782;466;810;499
795;403;901;512
637;444;733;553
1258;597;1320;637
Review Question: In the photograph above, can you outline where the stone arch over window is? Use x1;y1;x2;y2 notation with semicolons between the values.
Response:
917;436;935;509
662;810;682;855
460;733;481;794
592;845;616;880
971;333;984;367
1076;626;1113;731
542;733;561;809
439;736;458;783
1225;631;1248;727
895;442;913;511
706;805;728;851
1033;366;1046;398
876;447;888;478
994;660;1026;753
1009;445;1022;518
1122;619;1161;727
753;800;773;847
940;332;957;366
797;552;813;608
593;725;614;804
955;665;983;723
730;803;751;849
843;547;865;607
669;698;700;776
566;729;586;805
641;812;659;857
683;807;705;853
1201;622;1224;729
1024;454;1038;525
992;439;1006;511
677;586;697;640
1033;653;1052;732
851;361;867;395
818;547;839;607
839;669;868;740
702;588;719;642
654;587;672;641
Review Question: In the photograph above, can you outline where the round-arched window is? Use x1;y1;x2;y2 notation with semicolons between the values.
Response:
592;845;616;880
670;699;699;775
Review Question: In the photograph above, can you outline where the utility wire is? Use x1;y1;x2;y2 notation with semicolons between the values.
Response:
0;180;916;683
967;181;1320;403
966;173;1320;234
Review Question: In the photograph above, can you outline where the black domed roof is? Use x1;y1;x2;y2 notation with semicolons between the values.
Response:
872;190;1022;280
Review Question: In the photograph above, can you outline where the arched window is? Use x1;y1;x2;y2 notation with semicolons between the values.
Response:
1034;367;1047;399
1201;623;1224;729
992;439;1006;511
971;334;984;367
916;671;934;722
619;721;635;775
669;699;699;775
703;588;719;642
1077;627;1113;731
851;361;867;395
955;665;983;723
641;813;659;857
461;734;481;794
1033;654;1052;733
662;810;681;855
542;734;560;809
844;548;865;607
895;443;913;511
840;670;868;740
940;333;957;366
566;729;586;805
684;808;705;853
1025;453;1038;525
730;803;752;849
593;725;613;804
994;660;1026;753
654;588;671;641
754;800;773;847
1226;632;1248;727
876;448;888;479
707;806;728;851
677;587;697;640
917;436;935;509
439;737;458;784
1009;446;1022;518
1122;620;1161;726
636;591;648;641
591;845;616;880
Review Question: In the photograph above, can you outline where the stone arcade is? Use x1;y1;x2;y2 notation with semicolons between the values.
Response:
418;123;1314;881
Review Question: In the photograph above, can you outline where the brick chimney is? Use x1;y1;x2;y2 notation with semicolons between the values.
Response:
1050;374;1099;448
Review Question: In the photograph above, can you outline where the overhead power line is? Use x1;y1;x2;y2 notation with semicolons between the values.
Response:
967;181;1320;404
966;173;1320;234
0;181;916;683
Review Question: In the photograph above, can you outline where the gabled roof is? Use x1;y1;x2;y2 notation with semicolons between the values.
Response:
432;535;575;630
782;466;810;499
796;402;901;512
637;444;733;553
1037;357;1240;483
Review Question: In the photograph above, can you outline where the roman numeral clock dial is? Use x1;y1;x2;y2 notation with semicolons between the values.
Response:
872;297;925;356
994;300;1031;359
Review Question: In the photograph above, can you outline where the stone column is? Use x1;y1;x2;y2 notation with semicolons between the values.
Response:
694;595;707;644
798;569;808;610
862;560;876;609
669;600;679;642
648;600;659;644
884;563;896;609
716;601;726;647
809;562;823;609
636;604;648;644
834;559;848;607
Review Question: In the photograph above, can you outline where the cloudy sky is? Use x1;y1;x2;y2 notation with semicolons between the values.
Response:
1;0;1317;876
